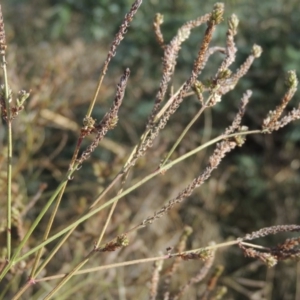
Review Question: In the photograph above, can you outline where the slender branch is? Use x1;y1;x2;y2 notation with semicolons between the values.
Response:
34;239;267;283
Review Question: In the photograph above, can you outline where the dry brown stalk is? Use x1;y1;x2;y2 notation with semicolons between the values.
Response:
224;90;251;135
237;225;300;267
153;13;165;49
1;1;300;299
203;46;227;71
149;258;164;300
0;84;10;120
262;70;299;132
209;286;227;300
172;247;216;300
218;14;239;72
212;44;262;100
199;265;224;300
140;139;237;227
147;12;212;129
241;224;300;241
276;237;300;251
130;4;224;167
0;5;6;55
102;0;142;76
238;243;278;267
267;104;300;131
96;234;129;252
77;68;130;164
163;226;193;299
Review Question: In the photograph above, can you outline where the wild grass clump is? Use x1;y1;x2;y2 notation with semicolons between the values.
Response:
0;1;300;299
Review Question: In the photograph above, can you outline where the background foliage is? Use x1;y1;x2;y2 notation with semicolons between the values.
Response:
1;0;300;299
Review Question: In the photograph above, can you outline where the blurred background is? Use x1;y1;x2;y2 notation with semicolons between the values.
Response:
1;0;300;299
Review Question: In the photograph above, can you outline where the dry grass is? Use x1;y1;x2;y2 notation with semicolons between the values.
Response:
0;2;300;299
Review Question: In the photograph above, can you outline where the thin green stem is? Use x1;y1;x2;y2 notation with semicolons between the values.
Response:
44;255;93;300
89;87;189;275
161;105;206;167
36;254;169;282
29;185;67;279
35;239;265;283
95;193;119;247
6;122;12;260
0;272;15;299
160;90;217;167
15;130;261;264
86;70;105;118
57;278;90;300
90;83;187;209
37;144;141;297
95;168;130;248
154;83;185;123
11;282;32;300
19;180;121;298
0;170;73;280
15;167;164;263
34;226;75;277
89;172;123;209
20;8;146;288
1;54;12;261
